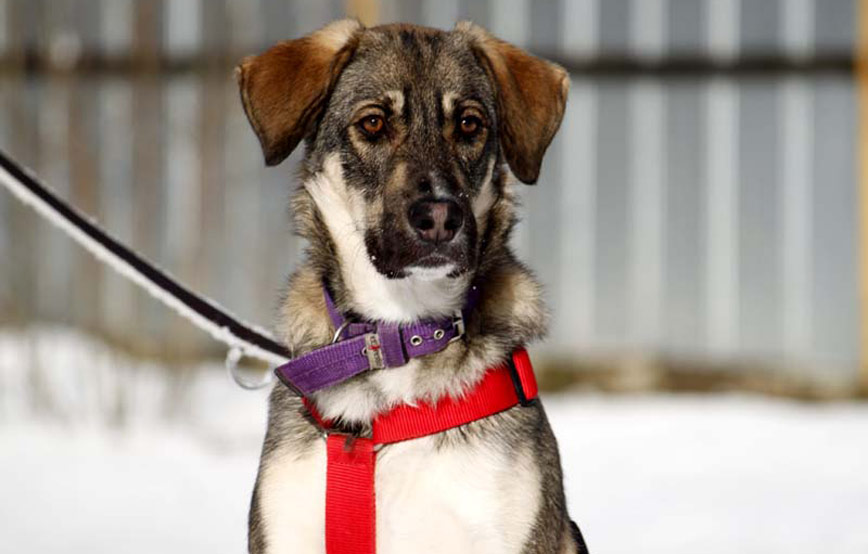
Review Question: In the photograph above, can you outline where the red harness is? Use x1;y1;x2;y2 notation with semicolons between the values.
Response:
303;348;539;554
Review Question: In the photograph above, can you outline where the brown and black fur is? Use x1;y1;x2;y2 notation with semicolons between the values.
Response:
237;19;579;553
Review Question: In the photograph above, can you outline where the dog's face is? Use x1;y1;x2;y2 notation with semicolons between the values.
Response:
311;27;497;277
237;21;567;280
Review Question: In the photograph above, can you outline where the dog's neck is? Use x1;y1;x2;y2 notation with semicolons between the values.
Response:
326;266;471;324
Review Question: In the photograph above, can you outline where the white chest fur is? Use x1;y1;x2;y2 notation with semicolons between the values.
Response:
259;432;541;554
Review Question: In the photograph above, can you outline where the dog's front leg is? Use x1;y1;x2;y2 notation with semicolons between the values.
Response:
251;440;327;553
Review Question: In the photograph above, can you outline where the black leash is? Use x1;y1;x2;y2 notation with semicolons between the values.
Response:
0;148;291;381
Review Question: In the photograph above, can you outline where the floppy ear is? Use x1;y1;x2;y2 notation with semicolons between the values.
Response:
459;22;569;184
235;19;363;166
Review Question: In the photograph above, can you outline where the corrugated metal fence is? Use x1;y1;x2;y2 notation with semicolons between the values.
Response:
0;0;860;390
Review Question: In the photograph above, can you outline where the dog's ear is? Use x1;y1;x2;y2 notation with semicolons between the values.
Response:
459;22;568;184
235;19;363;166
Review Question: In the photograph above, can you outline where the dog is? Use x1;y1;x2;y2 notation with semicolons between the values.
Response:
236;19;580;553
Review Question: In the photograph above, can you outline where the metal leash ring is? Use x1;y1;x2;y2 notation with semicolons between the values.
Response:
225;346;275;390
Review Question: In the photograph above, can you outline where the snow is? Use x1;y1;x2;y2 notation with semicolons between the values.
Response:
1;329;867;553
551;395;868;553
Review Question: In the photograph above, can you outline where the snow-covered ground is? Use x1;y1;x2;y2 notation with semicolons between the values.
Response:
1;328;867;553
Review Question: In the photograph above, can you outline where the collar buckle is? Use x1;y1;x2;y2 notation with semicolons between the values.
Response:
363;333;385;370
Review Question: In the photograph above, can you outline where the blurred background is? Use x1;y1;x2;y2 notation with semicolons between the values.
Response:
0;1;866;553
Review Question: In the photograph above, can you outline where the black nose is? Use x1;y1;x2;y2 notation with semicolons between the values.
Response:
408;200;464;244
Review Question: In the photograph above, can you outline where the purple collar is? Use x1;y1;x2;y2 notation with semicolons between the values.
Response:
274;283;481;396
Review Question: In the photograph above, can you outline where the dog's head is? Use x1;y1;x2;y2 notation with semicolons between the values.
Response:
236;20;567;281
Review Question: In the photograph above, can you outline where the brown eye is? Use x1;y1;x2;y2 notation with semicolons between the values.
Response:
360;115;385;136
459;115;481;136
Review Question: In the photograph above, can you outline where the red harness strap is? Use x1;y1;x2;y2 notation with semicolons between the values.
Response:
305;349;538;554
325;435;376;554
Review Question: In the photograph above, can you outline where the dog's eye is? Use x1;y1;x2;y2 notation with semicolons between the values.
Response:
359;115;385;136
458;114;482;137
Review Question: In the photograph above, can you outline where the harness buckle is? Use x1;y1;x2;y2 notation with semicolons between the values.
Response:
449;310;466;343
